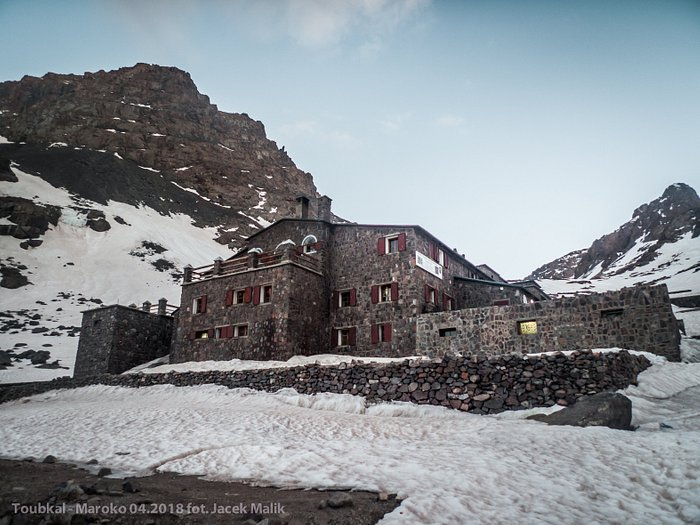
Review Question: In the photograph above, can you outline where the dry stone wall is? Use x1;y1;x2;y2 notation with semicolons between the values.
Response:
3;350;651;415
417;284;681;361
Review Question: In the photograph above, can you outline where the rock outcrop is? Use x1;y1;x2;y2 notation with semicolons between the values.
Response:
0;63;321;244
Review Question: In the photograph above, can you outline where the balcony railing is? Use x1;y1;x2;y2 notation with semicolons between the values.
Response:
184;247;323;283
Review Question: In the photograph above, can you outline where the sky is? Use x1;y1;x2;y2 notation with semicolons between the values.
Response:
1;0;699;279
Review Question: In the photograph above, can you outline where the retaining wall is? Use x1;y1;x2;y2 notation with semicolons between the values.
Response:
1;350;651;415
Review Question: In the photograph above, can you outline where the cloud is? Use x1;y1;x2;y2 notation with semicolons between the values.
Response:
435;114;464;128
379;112;413;132
283;0;431;49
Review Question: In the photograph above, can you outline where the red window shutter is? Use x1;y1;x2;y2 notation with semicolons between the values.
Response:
383;323;392;342
295;245;303;255
424;284;431;303
332;291;339;310
371;285;379;304
188;331;196;341
443;253;449;268
331;329;338;347
350;288;357;306
201;295;208;313
252;286;261;305
225;325;234;338
377;237;385;255
390;282;399;301
207;328;215;339
244;287;252;303
398;233;406;252
225;290;234;306
314;242;322;250
371;324;379;344
348;327;357;346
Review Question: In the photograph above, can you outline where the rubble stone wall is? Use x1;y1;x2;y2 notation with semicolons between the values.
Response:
6;350;651;416
416;284;681;361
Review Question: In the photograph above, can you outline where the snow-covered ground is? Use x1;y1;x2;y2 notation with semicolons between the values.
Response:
0;168;230;383
125;353;426;375
1;352;699;524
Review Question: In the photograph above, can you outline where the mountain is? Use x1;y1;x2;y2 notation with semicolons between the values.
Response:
528;183;700;300
0;64;325;383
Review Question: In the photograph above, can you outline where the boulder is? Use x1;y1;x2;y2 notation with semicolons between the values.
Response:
527;392;633;430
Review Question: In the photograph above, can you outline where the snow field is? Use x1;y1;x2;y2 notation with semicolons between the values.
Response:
0;168;230;383
0;356;699;524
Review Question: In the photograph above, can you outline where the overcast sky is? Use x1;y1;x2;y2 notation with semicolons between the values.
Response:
1;0;699;279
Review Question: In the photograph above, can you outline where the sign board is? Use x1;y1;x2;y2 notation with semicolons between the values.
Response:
416;251;443;279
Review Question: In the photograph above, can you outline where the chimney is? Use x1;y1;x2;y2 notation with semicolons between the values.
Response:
296;196;310;219
317;195;332;222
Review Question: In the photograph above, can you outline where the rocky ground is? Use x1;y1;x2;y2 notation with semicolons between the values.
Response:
0;459;400;524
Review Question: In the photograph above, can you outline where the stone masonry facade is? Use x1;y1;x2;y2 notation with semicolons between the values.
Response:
170;202;546;364
74;303;174;378
74;195;683;375
416;284;681;361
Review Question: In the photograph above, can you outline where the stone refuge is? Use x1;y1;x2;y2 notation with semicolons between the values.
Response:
74;194;682;378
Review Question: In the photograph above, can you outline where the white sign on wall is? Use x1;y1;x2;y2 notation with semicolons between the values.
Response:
416;251;443;279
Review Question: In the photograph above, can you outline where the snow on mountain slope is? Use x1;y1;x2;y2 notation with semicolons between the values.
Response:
529;183;699;298
537;230;700;297
0;167;230;383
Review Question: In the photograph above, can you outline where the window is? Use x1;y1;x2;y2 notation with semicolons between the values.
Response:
262;285;272;304
430;244;449;268
248;247;263;254
601;308;624;318
301;235;318;254
439;327;457;337
443;293;454;311
333;288;357;308
225;289;248;306
194;329;210;339
424;285;437;304
333;327;356;347
371;283;398;303
275;240;295;251
234;324;248;338
193;295;207;314
377;233;406;255
493;299;510;307
517;320;538;335
371;323;392;344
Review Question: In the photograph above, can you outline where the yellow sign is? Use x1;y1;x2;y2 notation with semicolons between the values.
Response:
518;320;537;335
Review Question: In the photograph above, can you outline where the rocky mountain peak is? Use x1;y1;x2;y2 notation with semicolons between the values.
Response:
527;183;699;282
0;63;319;244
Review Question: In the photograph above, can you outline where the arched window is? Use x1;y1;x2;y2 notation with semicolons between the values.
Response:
301;234;318;254
248;247;263;254
275;239;296;252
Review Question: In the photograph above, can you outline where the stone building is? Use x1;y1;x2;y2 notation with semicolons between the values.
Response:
170;196;547;363
73;194;683;377
74;299;175;378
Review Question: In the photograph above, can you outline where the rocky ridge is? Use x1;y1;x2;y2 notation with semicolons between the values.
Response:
0;63;320;244
528;183;700;282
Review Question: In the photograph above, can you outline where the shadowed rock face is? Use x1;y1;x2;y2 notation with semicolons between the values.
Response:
527;392;633;430
527;183;700;280
0;63;320;245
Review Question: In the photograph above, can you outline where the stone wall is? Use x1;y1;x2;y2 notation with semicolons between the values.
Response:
73;306;173;378
2;350;651;415
416;284;681;361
